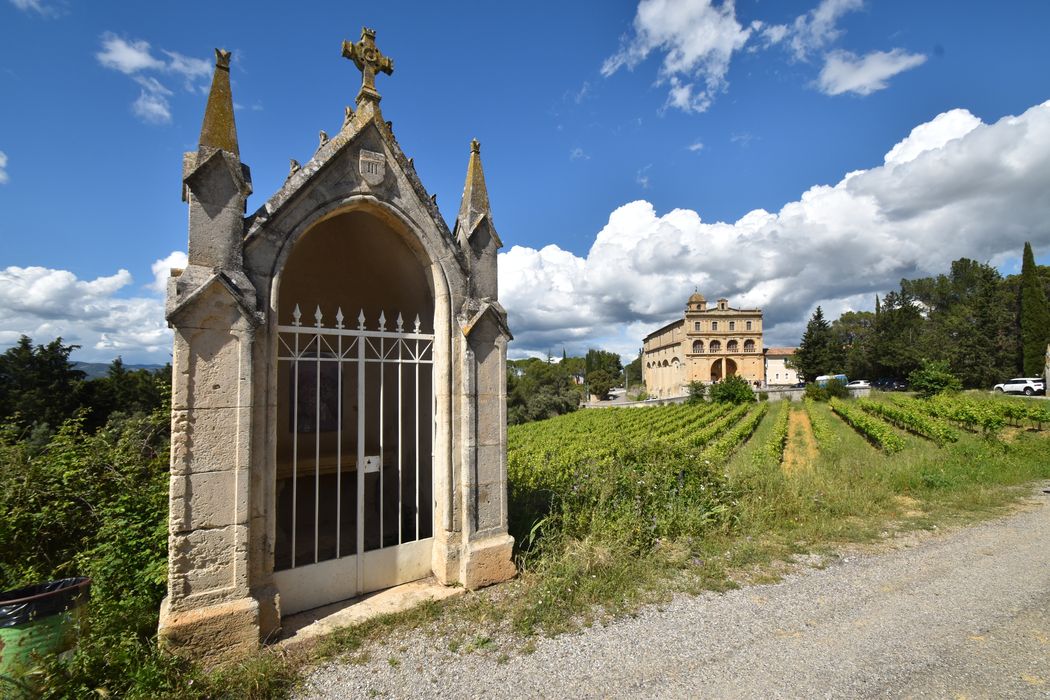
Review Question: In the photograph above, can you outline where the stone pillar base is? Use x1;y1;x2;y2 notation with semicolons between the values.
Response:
460;533;516;590
431;538;461;586
158;596;260;668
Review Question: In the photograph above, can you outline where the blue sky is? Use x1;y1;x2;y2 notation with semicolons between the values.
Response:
1;0;1049;363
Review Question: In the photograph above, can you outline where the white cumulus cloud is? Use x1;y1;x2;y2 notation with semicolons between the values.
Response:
602;0;751;113
9;0;60;16
96;33;212;125
150;250;187;293
0;252;186;363
817;48;927;96
788;0;863;60
0;151;8;184
499;100;1050;361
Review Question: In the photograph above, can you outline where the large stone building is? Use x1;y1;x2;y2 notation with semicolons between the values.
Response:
158;30;515;665
643;292;764;398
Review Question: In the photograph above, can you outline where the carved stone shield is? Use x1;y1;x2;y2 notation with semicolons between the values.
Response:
359;149;386;185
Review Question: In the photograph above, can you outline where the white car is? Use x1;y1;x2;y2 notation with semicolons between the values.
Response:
846;380;871;389
993;377;1046;396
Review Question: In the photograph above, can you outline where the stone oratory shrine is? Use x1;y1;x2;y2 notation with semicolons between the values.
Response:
158;29;516;663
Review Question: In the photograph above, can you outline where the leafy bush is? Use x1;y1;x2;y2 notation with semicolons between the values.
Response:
708;376;754;404
0;411;170;694
824;378;849;399
686;380;707;404
908;360;962;398
804;383;828;401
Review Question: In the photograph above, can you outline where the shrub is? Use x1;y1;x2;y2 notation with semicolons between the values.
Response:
804;383;828;401
824;378;849;399
708;376;755;404
686;380;707;404
908;360;962;398
758;391;769;401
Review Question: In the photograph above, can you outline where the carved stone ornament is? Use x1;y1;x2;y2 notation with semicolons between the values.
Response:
359;149;386;185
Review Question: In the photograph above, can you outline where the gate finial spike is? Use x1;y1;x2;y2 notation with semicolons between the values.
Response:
413;314;421;333
396;312;404;332
335;307;345;328
292;304;302;325
378;310;387;331
314;305;324;326
357;309;366;330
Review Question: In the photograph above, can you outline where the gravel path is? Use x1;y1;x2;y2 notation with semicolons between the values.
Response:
297;485;1050;699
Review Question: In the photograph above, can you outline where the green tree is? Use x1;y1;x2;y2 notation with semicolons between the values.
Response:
871;290;924;379
793;306;836;382
1020;241;1050;376
584;349;623;384
586;369;615;401
830;310;876;379
708;375;755;404
0;335;86;432
507;359;580;424
903;258;1013;388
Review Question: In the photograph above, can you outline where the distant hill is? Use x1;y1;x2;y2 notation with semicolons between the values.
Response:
73;361;166;380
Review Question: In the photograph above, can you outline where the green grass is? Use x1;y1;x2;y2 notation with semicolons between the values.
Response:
20;395;1050;698
157;394;1048;697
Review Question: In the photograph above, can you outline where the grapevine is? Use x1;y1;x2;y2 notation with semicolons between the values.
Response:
829;398;906;453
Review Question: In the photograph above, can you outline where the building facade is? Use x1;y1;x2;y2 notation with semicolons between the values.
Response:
642;293;764;398
764;347;799;386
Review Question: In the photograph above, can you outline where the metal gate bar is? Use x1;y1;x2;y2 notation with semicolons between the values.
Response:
276;305;433;572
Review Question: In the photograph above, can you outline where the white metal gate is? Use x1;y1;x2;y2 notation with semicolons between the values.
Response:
273;304;434;615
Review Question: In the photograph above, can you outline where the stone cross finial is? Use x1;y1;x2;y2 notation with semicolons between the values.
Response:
341;27;394;106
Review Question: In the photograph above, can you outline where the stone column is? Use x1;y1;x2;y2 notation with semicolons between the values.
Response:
158;276;263;666
457;305;516;589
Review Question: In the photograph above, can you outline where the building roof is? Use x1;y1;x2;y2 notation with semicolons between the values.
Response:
643;318;684;342
765;346;797;356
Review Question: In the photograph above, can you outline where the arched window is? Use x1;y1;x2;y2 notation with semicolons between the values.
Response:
744;339;755;353
662;359;669;367
727;340;738;352
710;340;721;353
692;340;704;354
671;357;680;367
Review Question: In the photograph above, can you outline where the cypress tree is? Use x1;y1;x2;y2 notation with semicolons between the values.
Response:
794;306;834;382
1020;242;1050;376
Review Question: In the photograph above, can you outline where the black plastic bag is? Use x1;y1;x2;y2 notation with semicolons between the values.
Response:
0;577;90;628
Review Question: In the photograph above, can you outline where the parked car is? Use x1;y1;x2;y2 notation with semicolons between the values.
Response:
993;377;1046;396
873;378;908;391
846;380;871;389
